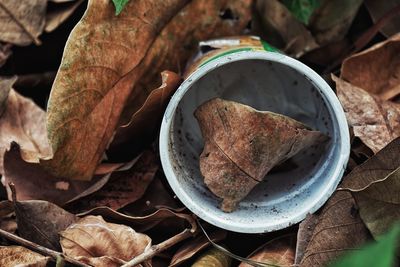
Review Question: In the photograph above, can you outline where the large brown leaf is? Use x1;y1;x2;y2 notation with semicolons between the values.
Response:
60;215;151;267
339;137;400;239
341;33;400;101
333;75;400;153
195;98;326;212
43;0;190;180
0;0;47;45
44;0;252;180
299;190;370;266
192;247;231;267
239;235;295;267
0;88;51;174
0;246;50;267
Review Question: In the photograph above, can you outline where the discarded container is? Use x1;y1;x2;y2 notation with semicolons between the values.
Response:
159;36;350;233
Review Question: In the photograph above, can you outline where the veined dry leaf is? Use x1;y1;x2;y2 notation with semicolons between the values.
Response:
195;98;326;212
13;197;78;251
309;0;363;45
0;43;12;67
60;215;151;267
0;246;50;267
0;76;15;116
341;33;400;101
78;206;192;233
339;138;400;238
66;149;158;213
192;247;231;267
108;71;181;159
43;0;190;180
295;214;318;265
170;230;227;267
239;235;295;267
299;190;370;266
45;0;84;32
255;0;318;57
44;0;252;180
0;89;51;174
333;75;400;153
3;143;111;205
0;0;47;45
365;0;400;38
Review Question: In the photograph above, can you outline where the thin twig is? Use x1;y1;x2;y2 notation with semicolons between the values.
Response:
0;228;90;267
121;228;195;267
122;214;198;267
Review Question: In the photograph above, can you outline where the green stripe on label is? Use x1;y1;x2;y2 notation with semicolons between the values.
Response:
199;47;253;67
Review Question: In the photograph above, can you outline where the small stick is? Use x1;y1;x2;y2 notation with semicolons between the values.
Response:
122;227;195;267
0;225;90;267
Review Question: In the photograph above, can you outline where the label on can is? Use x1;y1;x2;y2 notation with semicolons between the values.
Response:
185;36;278;77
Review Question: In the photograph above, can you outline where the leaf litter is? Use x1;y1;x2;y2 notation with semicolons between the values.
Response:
0;1;399;266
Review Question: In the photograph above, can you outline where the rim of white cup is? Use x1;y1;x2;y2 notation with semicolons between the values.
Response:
159;51;350;233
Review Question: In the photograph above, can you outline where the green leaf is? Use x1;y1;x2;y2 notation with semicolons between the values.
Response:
282;0;320;24
112;0;130;15
330;224;400;267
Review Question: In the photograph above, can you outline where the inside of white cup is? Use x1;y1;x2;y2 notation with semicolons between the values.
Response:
166;55;342;232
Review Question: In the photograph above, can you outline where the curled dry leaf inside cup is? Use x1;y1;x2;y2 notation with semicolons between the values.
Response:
195;98;327;212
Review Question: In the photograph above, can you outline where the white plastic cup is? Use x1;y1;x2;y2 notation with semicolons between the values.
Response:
159;46;349;233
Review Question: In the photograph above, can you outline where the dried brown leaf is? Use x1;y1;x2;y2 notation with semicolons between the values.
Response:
333;75;400;153
255;0;318;57
309;0;363;45
0;89;51;174
0;246;50;267
45;0;84;32
108;71;181;159
170;230;227;267
299;190;370;266
239;235;295;267
0;76;15;116
60;215;151;267
3;143;111;205
339;137;400;238
66;149;158;213
295;214;318;265
0;0;47;45
44;0;252;180
14;197;78;251
341;33;400;101
43;0;190;180
195;98;326;212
